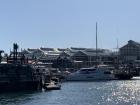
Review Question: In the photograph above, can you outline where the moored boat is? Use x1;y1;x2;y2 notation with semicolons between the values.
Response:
113;68;133;80
43;77;61;90
66;66;115;81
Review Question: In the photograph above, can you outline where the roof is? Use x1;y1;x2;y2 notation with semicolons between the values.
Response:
27;48;42;53
23;47;113;57
120;40;140;49
83;51;112;56
40;55;60;60
40;47;55;51
22;49;31;54
69;47;111;54
57;48;68;52
70;47;86;51
63;51;75;56
70;49;112;57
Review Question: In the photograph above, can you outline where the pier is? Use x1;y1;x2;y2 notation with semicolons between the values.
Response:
0;43;48;92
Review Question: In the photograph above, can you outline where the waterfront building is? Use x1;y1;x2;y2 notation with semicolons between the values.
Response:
119;40;140;64
22;47;116;69
39;47;61;63
70;48;114;68
22;48;44;60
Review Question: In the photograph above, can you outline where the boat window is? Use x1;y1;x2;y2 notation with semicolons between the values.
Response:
79;69;96;74
79;69;88;74
104;71;111;74
81;69;87;71
87;69;96;72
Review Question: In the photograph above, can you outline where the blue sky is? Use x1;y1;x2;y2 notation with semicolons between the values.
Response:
0;0;140;53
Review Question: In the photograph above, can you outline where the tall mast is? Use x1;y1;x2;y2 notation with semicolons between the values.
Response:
96;22;98;67
116;38;119;66
117;38;119;50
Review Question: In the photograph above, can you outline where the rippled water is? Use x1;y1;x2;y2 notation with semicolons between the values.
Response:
1;77;140;105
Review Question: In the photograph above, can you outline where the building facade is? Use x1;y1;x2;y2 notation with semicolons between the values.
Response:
119;40;140;63
22;47;116;69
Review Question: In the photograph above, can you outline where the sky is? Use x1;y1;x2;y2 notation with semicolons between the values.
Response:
0;0;140;53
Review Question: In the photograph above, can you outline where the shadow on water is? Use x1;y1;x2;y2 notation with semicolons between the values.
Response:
0;91;40;105
113;76;140;81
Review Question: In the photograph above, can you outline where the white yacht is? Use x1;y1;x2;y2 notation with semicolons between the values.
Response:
66;23;116;81
66;67;115;81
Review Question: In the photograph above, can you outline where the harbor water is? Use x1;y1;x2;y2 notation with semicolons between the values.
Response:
1;78;140;105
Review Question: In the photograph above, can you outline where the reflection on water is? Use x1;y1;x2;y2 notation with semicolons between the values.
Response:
0;77;140;105
99;79;140;105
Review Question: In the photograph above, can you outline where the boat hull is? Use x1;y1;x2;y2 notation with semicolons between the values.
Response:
66;77;115;81
43;83;61;90
44;86;61;90
66;73;115;81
